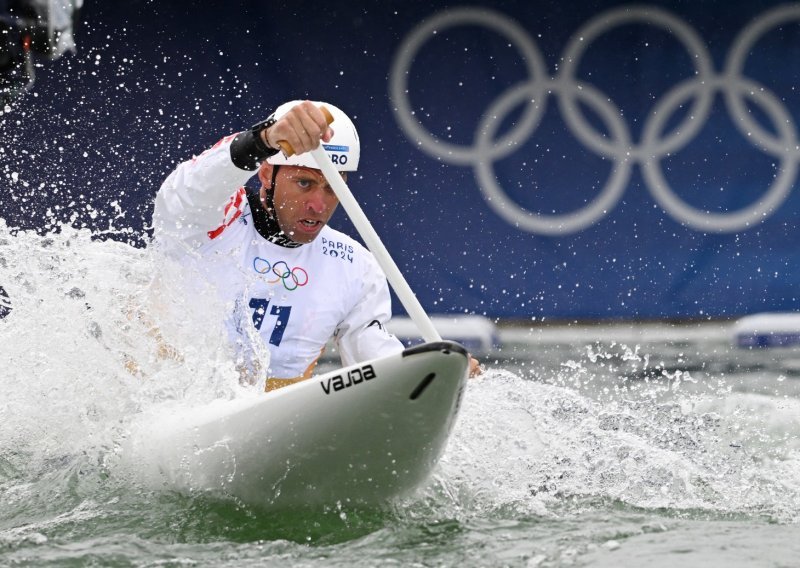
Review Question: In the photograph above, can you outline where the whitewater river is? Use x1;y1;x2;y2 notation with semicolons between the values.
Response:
1;224;799;567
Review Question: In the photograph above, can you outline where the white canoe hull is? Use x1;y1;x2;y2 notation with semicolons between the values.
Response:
127;341;469;510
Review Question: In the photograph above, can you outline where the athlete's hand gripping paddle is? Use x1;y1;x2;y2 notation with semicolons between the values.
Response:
273;106;335;158
276;105;442;343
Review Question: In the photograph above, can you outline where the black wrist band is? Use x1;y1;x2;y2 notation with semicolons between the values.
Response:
249;115;279;155
229;114;279;170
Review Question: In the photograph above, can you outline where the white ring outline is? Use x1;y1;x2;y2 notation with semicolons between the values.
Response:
474;80;632;235
643;75;798;231
557;5;715;161
389;5;799;234
725;4;800;157
389;7;549;166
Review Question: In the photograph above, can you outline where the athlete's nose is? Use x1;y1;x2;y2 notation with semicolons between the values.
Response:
305;187;327;215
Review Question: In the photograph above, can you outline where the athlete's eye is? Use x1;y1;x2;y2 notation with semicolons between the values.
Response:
296;178;312;189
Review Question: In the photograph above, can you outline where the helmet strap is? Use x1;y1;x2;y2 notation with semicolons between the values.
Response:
248;165;303;248
267;164;280;213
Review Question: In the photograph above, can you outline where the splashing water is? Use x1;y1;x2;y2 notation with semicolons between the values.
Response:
2;221;800;565
0;222;254;541
429;368;800;521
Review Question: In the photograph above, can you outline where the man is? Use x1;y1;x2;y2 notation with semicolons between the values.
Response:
153;100;478;391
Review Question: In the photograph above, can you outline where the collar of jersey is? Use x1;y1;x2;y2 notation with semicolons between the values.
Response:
246;188;303;249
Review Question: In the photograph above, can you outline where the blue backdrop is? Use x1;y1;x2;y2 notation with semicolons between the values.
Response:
2;0;799;320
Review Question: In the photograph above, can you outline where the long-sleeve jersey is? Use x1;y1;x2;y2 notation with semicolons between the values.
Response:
152;134;403;383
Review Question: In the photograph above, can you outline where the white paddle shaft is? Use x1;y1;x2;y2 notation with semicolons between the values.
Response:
310;146;441;343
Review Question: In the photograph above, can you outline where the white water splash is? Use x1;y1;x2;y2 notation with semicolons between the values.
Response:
0;222;259;486
3;219;800;565
420;361;800;523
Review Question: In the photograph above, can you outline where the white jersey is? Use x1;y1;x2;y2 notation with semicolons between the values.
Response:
152;134;403;382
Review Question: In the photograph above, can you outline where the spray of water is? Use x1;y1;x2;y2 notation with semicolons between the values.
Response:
408;351;800;526
2;220;800;562
0;221;267;534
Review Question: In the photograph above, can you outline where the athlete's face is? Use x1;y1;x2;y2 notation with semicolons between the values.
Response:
259;165;343;244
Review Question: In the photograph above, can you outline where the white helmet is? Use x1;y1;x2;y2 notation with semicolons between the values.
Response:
266;100;360;172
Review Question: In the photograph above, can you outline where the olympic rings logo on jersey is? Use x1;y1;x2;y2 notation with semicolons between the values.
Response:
390;5;800;235
253;257;309;291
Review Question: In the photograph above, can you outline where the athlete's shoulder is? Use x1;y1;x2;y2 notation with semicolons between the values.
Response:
206;186;255;241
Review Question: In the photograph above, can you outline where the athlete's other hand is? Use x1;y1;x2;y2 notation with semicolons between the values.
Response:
469;356;482;378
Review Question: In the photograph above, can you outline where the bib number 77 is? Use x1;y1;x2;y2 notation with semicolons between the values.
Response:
248;298;291;346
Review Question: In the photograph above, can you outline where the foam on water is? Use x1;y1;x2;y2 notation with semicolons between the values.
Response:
2;221;800;564
410;361;800;525
0;222;263;545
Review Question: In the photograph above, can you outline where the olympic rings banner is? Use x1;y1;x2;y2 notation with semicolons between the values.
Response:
2;1;799;320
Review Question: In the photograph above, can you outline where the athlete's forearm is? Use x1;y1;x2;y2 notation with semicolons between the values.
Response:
152;133;264;247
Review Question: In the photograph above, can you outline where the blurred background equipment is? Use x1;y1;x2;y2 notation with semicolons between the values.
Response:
733;312;800;348
386;315;499;358
0;0;82;102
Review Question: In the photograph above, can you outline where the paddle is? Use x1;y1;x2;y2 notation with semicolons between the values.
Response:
275;106;442;343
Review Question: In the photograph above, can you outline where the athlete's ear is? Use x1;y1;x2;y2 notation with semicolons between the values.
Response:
258;162;274;189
